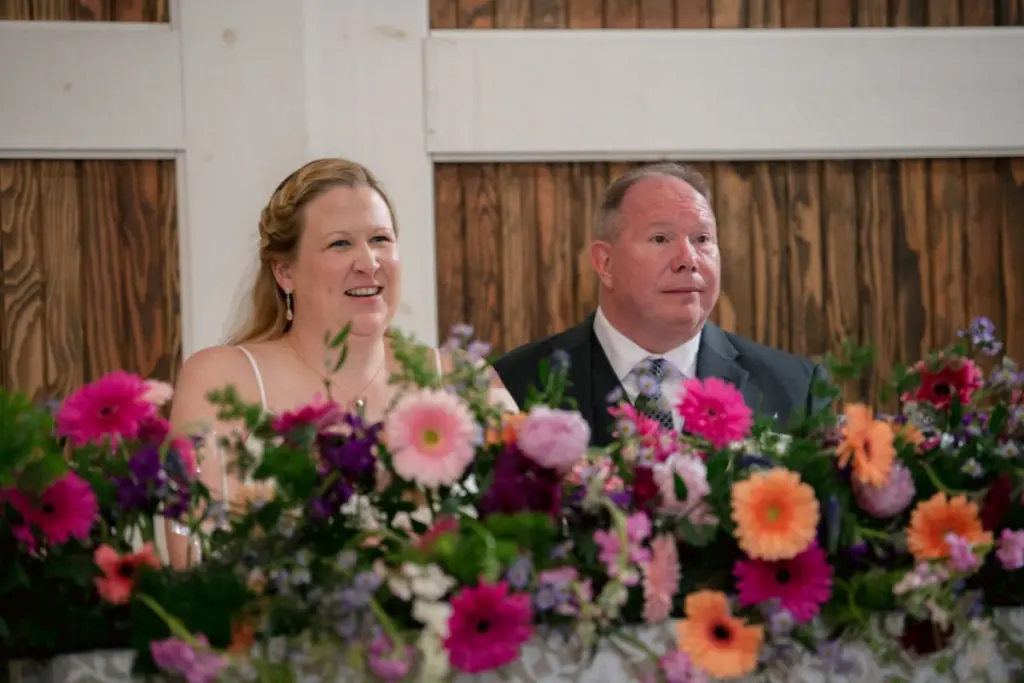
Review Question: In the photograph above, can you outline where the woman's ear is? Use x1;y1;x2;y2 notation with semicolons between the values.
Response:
270;259;294;293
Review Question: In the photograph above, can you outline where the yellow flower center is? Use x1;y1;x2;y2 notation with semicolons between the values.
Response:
422;429;440;447
765;504;781;523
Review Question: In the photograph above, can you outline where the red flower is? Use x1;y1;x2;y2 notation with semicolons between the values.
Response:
980;473;1014;532
631;466;662;511
903;355;982;410
94;543;161;604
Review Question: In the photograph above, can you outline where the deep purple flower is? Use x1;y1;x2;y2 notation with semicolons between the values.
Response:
477;446;562;520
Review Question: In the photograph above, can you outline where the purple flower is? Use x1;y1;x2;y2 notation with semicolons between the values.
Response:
477;446;562;521
945;533;979;572
517;406;590;472
959;317;1002;355
996;528;1024;570
150;635;226;683
367;634;414;680
467;340;491;363
659;650;710;683
852;462;915;518
506;556;533;589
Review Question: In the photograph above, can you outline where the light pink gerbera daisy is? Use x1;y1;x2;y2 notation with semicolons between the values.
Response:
6;472;98;546
56;371;155;448
384;388;478;488
643;534;681;623
733;542;833;623
674;377;753;449
444;581;533;673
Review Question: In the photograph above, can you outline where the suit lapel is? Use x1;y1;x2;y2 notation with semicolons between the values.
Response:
563;313;623;447
696;323;765;416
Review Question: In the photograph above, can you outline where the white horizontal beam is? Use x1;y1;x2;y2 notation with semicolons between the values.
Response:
0;21;184;153
425;28;1024;161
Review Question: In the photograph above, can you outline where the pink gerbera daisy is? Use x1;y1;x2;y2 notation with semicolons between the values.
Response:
674;377;753;449
384;388;478;488
444;581;533;674
6;472;98;546
733;542;833;623
56;371;155;448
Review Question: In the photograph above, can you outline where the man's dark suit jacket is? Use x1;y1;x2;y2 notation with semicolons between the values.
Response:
493;313;833;447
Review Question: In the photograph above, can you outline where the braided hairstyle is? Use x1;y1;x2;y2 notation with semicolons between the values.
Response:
227;158;400;345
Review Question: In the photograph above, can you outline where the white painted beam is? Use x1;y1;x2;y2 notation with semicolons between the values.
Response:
303;0;437;346
0;21;184;155
176;1;309;356
425;28;1024;161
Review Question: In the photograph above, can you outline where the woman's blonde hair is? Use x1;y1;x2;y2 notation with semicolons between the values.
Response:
226;158;399;345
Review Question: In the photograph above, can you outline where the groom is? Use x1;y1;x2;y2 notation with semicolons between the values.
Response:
493;162;833;447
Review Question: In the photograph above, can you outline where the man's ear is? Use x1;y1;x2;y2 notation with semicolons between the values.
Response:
590;241;614;289
270;259;294;293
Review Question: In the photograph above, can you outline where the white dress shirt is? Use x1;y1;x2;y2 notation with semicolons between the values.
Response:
592;307;702;431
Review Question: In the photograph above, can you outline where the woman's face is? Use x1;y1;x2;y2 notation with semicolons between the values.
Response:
275;185;400;340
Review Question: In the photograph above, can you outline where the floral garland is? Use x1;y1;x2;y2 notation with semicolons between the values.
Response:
1;318;1023;682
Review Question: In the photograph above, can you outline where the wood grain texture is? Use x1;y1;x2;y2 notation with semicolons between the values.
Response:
430;0;1024;404
0;160;180;401
0;0;168;20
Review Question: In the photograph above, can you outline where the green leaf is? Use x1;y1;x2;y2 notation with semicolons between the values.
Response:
41;553;98;586
675;519;716;548
673;474;689;502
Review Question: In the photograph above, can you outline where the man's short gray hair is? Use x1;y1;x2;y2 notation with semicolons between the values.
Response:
593;162;713;242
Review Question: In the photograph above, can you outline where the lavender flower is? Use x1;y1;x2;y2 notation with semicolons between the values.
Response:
852;462;915;518
150;635;226;683
959;317;1002;355
506;556;533;589
945;533;979;572
467;340;491;363
367;635;415;681
996;528;1024;570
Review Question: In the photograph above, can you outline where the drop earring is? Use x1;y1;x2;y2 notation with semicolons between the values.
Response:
285;289;294;322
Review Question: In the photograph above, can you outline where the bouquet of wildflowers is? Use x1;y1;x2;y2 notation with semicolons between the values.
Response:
5;317;1024;683
564;316;1024;680
0;374;228;661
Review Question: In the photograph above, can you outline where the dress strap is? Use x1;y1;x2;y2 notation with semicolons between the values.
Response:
236;346;269;412
433;347;444;378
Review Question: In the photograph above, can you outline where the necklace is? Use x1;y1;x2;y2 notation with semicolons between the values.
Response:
288;336;387;412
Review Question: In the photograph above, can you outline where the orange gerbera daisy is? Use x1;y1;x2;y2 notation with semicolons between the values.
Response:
835;404;895;487
485;412;527;447
732;468;820;561
906;492;993;562
676;590;763;679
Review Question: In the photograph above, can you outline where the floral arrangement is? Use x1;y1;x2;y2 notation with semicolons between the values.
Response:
2;318;1023;683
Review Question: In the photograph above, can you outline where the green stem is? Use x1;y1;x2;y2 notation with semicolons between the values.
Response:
613;628;661;664
922;462;974;497
137;593;206;648
856;526;891;542
369;596;406;651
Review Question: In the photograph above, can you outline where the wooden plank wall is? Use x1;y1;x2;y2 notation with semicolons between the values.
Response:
0;0;179;403
431;0;1024;403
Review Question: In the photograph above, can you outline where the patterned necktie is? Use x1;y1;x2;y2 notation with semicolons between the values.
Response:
634;357;675;432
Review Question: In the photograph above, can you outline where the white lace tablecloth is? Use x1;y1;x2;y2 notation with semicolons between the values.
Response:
9;609;1024;683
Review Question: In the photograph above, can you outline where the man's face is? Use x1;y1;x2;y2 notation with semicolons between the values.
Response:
592;174;721;343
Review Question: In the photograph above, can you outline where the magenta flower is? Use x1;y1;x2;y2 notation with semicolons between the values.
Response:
271;395;343;437
852;462;915;518
674;377;753;448
56;371;155;447
996;528;1024;570
517;406;590;472
150;635;226;683
734;542;833;623
6;472;98;546
444;581;533;674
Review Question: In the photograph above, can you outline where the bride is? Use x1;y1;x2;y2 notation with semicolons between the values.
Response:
165;157;518;567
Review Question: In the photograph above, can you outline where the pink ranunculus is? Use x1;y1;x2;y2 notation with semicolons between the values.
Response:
516;406;591;472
